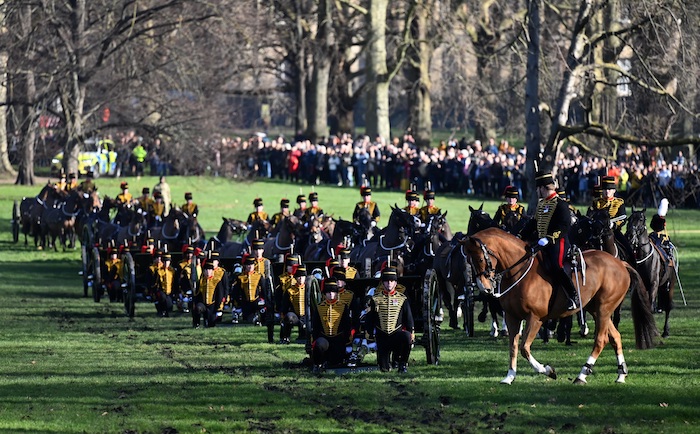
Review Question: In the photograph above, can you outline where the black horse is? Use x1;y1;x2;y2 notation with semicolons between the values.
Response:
626;209;676;337
303;216;359;262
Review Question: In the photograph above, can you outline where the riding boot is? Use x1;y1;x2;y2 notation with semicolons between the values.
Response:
558;268;579;310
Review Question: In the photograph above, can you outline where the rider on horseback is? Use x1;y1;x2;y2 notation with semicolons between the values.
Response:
305;192;324;221
403;190;420;216
270;198;291;226
532;171;578;310
181;192;198;218
587;176;634;260
247;198;269;227
116;182;133;205
353;186;380;227
293;195;307;221
650;198;675;262
493;186;524;229
419;185;440;224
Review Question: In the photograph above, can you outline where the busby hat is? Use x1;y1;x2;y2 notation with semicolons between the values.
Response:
120;182;128;190
185;192;193;200
601;176;616;190
651;198;669;232
332;267;346;280
285;254;300;266
338;247;351;259
203;261;215;270
154;250;164;258
424;189;435;200
381;267;398;281
253;198;263;207
153;191;162;199
360;186;372;196
309;192;319;202
68;173;76;179
296;194;307;204
504;186;519;199
243;256;256;266
86;170;94;178
162;253;172;261
322;278;339;293
556;188;567;200
209;251;220;260
252;239;265;250
535;171;555;188
405;190;420;202
326;257;340;270
185;245;195;254
280;198;290;208
294;265;307;277
142;187;150;194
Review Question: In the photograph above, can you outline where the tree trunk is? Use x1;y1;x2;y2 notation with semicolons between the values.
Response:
307;0;332;143
542;0;593;169
407;0;433;149
366;0;391;141
15;70;37;185
524;0;542;208
0;49;14;176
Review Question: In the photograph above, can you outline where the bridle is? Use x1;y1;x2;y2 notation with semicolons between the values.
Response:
468;236;536;298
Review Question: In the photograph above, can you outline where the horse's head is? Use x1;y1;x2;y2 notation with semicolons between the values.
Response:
390;205;422;233
625;209;648;249
461;234;498;295
467;203;495;235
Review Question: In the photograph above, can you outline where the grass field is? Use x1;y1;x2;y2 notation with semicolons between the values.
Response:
1;176;699;433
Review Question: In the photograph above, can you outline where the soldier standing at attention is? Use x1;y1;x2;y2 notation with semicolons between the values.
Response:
153;176;171;215
116;182;132;205
102;246;123;302
338;248;357;279
353;186;380;227
311;278;352;373
270;198;291;226
181;192;198;218
247;198;269;226
149;191;166;227
367;267;414;373
153;253;176;317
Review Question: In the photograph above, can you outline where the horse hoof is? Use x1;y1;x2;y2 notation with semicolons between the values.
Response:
500;377;514;385
545;366;557;380
662;331;669;338
615;375;627;384
573;377;587;385
477;311;487;323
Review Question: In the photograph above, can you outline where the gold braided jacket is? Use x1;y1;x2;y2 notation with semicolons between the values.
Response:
403;206;420;216
284;283;306;317
372;291;409;334
156;267;176;295
316;300;348;337
536;196;560;239
338;289;354;307
591;197;625;228
238;272;262;302
104;258;123;281
345;267;357;279
197;272;224;305
181;202;197;215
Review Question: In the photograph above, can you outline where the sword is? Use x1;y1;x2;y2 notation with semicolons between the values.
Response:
572;253;586;328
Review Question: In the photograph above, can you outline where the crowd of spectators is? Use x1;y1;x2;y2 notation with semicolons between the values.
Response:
205;132;700;209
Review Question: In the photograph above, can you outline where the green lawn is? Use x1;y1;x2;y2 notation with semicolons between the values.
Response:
0;177;699;433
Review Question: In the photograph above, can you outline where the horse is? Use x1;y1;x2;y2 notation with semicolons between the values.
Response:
18;196;35;246
113;207;149;248
302;216;358;262
350;206;421;278
42;189;82;251
405;210;451;277
262;215;303;262
626;209;676;338
463;227;658;384
429;236;473;333
29;184;64;249
216;218;271;259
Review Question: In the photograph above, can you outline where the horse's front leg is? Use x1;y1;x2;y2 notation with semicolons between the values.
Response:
501;315;522;385
575;314;619;384
520;316;557;380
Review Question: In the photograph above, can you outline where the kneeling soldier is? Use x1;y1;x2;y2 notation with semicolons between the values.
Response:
280;265;308;344
367;267;414;373
311;278;352;373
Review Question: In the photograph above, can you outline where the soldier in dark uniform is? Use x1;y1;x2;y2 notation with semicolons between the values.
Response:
116;182;132;205
353;186;380;227
419;187;440;224
279;265;309;344
532;171;578;310
181;192;198;218
305;192;324;221
192;261;226;328
247;198;269;226
293;195;308;220
557;188;580;224
367;267;414;373
650;198;674;260
250;239;272;280
153;253;177;317
270;198;291;226
177;245;199;313
77;171;97;194
403;190;420;216
587;175;633;260
311;278;352;373
275;254;300;312
493;185;525;229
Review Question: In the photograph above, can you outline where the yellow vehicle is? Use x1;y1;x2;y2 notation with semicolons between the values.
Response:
51;138;117;178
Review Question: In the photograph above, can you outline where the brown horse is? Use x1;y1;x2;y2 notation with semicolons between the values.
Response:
463;227;658;385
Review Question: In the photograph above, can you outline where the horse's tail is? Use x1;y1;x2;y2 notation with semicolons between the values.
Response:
627;263;659;349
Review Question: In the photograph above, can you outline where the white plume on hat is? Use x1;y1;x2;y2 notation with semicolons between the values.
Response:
658;198;669;218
